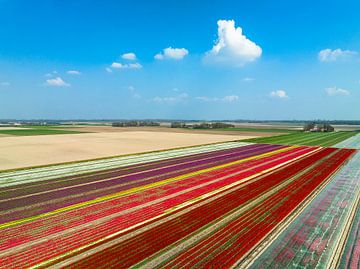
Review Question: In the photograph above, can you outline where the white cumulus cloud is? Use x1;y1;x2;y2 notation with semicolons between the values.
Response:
205;19;262;66
45;77;70;87
111;62;142;69
325;86;349;96
270;90;288;98
154;47;189;60
111;62;123;68
122;52;137;60
67;70;81;75
318;48;357;62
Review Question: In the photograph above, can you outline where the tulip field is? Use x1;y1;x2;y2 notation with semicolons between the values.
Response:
0;135;359;268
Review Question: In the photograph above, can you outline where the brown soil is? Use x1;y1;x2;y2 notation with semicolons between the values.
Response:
0;131;256;171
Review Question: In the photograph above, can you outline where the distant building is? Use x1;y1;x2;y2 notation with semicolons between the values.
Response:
303;123;334;132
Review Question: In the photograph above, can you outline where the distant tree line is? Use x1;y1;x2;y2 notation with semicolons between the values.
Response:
171;122;234;129
112;121;160;127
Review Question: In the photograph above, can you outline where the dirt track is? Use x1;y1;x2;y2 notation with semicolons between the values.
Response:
0;131;255;171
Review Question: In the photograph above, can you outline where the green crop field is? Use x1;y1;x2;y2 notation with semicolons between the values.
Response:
0;129;86;136
241;131;358;147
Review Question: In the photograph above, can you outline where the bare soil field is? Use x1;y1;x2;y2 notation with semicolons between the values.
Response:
0;131;255;171
333;125;360;131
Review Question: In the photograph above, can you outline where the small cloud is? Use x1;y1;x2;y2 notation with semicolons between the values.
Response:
196;95;239;103
222;95;239;103
243;77;254;82
154;47;189;60
178;92;189;99
204;19;262;66
150;92;189;103
325;86;349;96
111;62;123;68
122;52;137;60
1;82;10;86
105;67;113;73
154;54;163;60
128;86;141;99
132;93;141;99
270;90;288;98
45;77;70;87
67;70;81;75
318;48;357;62
45;71;57;77
128;63;142;69
111;62;142;69
196;96;219;102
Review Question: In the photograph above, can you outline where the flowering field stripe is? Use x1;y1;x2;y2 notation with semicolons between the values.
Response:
56;148;346;269
247;149;359;269
335;132;360;149
0;144;283;224
0;145;290;230
0;146;313;260
0;143;276;204
0;141;247;187
0;142;254;196
0;147;312;268
339;196;360;269
2;142;356;268
129;149;330;268
23;147;324;268
131;148;352;269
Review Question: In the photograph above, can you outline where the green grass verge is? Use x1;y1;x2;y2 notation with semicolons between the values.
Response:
241;131;358;147
0;129;86;136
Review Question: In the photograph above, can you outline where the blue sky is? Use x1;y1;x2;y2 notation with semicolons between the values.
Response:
0;0;359;120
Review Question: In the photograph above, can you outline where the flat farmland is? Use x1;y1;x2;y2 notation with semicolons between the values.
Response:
0;131;250;171
242;131;358;147
0;141;357;268
0;128;85;136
